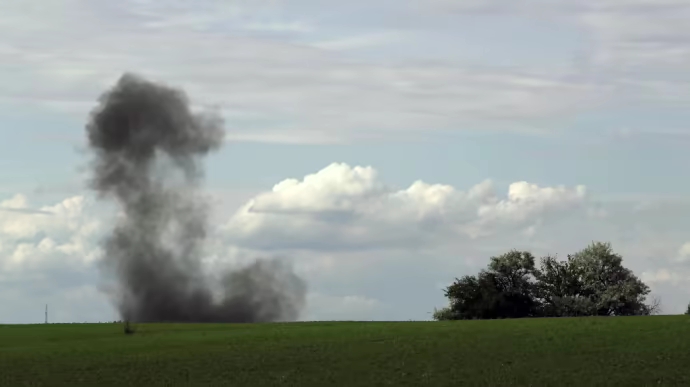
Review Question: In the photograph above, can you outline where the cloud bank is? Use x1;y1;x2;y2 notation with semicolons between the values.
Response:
3;163;687;322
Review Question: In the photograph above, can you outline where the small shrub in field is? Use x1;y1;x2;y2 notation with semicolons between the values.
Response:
432;307;458;321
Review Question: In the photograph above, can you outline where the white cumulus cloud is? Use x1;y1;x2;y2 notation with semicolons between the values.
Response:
223;163;587;250
0;194;103;272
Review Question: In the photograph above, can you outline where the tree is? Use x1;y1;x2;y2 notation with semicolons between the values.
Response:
646;296;662;316
534;254;594;317
437;242;654;320
565;242;651;316
441;251;540;320
534;243;652;317
685;303;690;315
485;250;540;318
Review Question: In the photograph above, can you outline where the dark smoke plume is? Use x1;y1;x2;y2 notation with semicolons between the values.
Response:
86;73;306;322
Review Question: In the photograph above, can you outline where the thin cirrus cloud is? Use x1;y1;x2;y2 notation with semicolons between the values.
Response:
1;0;612;144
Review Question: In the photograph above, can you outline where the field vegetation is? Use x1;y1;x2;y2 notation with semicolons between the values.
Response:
2;316;690;386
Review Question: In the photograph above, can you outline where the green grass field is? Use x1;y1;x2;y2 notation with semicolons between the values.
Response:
1;316;689;386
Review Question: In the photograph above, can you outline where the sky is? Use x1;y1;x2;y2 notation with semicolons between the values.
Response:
2;0;690;323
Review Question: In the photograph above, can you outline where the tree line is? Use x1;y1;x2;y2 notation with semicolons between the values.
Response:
434;241;678;320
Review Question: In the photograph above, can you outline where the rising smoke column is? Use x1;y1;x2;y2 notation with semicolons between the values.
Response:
86;73;306;322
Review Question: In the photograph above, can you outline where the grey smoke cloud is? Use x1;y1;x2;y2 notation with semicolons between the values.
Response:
86;73;306;322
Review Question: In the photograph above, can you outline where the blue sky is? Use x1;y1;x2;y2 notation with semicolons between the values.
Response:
2;0;690;323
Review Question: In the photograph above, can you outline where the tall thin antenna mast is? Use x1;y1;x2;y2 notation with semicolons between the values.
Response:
45;304;48;324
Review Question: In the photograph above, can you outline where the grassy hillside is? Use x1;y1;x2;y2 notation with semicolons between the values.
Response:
1;316;689;386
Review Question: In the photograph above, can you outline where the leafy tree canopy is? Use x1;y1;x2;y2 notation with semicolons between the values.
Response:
438;242;654;320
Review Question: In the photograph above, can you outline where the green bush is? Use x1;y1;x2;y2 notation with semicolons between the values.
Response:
432;307;458;321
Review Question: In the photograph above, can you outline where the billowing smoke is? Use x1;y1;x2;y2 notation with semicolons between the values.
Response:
86;73;306;322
